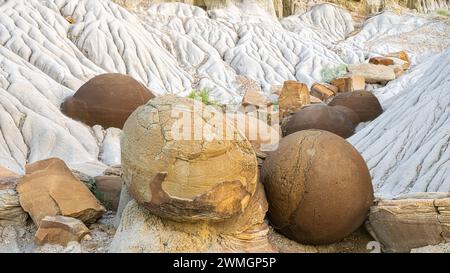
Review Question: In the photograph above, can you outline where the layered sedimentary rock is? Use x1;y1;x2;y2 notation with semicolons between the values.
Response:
0;168;27;226
367;194;450;252
110;183;273;252
35;215;90;246
16;158;105;226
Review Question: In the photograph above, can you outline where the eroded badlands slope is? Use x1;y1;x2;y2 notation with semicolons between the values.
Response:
0;0;448;198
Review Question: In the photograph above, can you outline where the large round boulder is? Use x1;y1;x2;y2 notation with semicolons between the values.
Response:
282;105;357;138
62;73;155;128
328;91;383;122
121;95;258;222
261;130;374;245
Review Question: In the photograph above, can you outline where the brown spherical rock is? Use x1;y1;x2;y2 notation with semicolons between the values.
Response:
333;105;360;126
121;95;258;222
283;105;356;138
261;130;374;245
62;73;155;129
328;91;383;122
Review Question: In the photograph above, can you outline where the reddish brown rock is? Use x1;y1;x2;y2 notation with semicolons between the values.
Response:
369;57;394;66
241;88;272;109
278;80;310;118
261;130;374;245
328;91;383;122
332;105;360;126
16;158;105;226
386;51;410;70
330;76;365;92
62;73;155;129
283;105;356;138
310;83;338;101
35;215;90;246
94;175;123;211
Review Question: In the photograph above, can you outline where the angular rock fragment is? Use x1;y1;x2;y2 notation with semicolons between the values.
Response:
62;73;155;129
35;215;90;246
330;76;366;92
0;168;27;226
369;57;394;66
310;83;338;101
278;80;310;118
347;63;396;83
241;88;272;109
366;196;450;253
17;158;105;226
386;51;411;70
94;175;123;211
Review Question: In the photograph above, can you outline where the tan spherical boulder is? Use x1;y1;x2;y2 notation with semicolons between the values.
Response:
261;130;374;245
328;91;383;122
282;105;356;138
121;95;258;222
62;73;155;129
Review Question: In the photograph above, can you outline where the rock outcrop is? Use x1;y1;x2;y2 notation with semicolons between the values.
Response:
367;194;450;252
261;130;374;245
0;168;27;226
17;158;105;226
110;183;273;252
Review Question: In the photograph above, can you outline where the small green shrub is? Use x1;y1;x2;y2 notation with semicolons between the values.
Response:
188;88;220;106
436;9;449;17
320;64;348;83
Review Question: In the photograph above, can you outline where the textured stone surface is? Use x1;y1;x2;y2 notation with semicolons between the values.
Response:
283;105;356;138
278;81;310;118
261;130;374;245
62;73;154;129
369;57;394;66
348;63;396;83
17;158;105;226
367;195;450;253
35;215;90;246
331;76;366;92
310;83;338;101
121;95;258;221
94;175;123;211
0;170;27;226
329;91;383;122
110;183;273;252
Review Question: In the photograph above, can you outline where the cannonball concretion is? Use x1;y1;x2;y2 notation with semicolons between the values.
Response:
261;130;374;244
121;95;258;222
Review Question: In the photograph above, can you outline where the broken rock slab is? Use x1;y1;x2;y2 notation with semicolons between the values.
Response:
0;168;27;226
17;158;105;226
310;83;338;101
278;80;310;118
35;215;90;246
330;76;365;93
366;195;450;253
347;63;396;84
